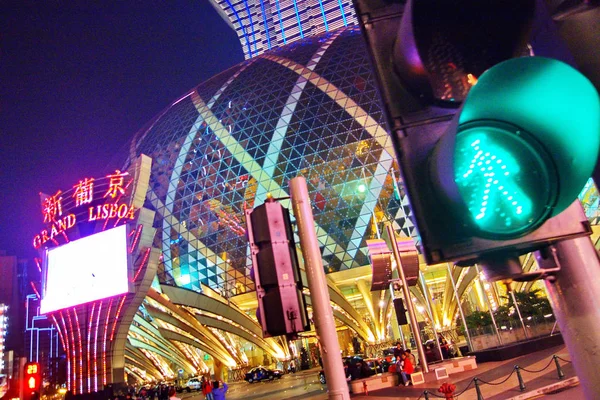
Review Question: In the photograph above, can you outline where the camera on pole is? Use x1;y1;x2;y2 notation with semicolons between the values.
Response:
246;195;310;338
354;0;600;280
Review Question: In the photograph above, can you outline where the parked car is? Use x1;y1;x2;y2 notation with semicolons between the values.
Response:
180;377;202;392
363;358;384;374
244;366;283;383
318;356;382;384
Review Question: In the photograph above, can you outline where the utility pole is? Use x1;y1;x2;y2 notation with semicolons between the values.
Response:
290;177;350;400
536;236;600;399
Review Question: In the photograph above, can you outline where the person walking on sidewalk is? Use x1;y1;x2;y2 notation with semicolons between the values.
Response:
212;380;228;400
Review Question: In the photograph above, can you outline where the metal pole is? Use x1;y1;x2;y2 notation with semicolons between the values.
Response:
290;177;350;400
419;271;444;360
535;236;600;399
19;356;26;400
508;286;529;340
386;223;429;373
446;263;474;352
475;265;503;346
399;325;407;350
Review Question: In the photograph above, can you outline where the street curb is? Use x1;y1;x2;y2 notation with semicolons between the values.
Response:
505;377;579;400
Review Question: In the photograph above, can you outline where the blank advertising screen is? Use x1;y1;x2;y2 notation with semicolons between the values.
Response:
40;225;130;314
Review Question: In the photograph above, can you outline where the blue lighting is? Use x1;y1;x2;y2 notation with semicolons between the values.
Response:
275;0;287;44
242;0;258;55
318;0;329;31
337;0;348;27
225;0;254;57
259;0;272;49
292;0;304;39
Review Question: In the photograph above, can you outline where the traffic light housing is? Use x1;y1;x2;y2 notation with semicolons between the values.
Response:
246;196;310;338
23;362;41;399
354;0;600;273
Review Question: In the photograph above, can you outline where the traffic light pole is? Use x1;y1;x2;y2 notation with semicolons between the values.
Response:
536;236;600;399
289;177;350;400
386;224;429;373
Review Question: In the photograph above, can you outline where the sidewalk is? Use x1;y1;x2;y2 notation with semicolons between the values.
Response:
303;345;579;400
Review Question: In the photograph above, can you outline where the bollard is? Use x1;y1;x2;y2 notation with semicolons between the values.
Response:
474;377;485;400
515;366;526;391
363;380;368;396
553;355;565;379
423;390;430;400
439;382;457;399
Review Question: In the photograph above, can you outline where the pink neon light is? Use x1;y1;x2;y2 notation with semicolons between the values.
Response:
129;225;143;253
132;248;151;282
102;298;113;386
94;302;102;392
102;299;114;385
87;303;95;392
110;296;126;342
52;314;69;390
35;258;42;273
49;214;71;244
103;179;133;231
30;281;41;299
65;311;77;394
73;309;83;393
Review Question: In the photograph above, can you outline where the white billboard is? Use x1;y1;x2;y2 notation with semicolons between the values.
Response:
40;225;130;314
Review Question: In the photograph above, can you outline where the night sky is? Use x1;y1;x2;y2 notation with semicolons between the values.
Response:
0;1;244;259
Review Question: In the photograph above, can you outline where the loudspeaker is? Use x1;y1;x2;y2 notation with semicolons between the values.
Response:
393;298;408;325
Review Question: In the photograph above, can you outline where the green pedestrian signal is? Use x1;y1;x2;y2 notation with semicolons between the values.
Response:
454;125;539;237
356;0;599;267
432;57;600;240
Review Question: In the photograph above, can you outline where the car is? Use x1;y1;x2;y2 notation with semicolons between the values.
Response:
319;356;377;384
363;358;384;374
181;377;202;392
244;367;283;383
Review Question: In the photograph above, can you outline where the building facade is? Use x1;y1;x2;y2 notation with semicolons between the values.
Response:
37;0;600;390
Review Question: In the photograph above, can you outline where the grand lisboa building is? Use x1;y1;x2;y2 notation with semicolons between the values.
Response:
43;1;600;388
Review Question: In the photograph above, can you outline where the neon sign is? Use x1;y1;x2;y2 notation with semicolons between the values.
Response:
33;170;136;249
33;214;77;249
42;191;64;223
88;203;135;221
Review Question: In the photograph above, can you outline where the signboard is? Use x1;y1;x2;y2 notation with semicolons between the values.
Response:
33;169;137;249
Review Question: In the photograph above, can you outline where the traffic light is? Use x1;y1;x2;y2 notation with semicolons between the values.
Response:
354;0;600;275
245;195;310;338
23;362;41;399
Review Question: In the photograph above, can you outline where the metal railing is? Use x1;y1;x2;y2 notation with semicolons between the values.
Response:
416;354;571;399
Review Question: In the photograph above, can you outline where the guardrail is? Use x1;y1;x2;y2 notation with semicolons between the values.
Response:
417;354;571;400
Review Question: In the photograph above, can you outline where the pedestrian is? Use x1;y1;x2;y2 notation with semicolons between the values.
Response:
406;349;417;369
202;377;214;400
395;356;404;386
399;352;413;386
159;384;168;400
393;342;403;359
168;387;181;400
211;380;228;400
